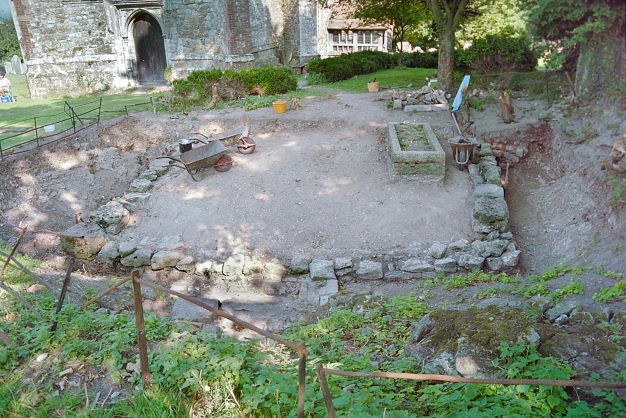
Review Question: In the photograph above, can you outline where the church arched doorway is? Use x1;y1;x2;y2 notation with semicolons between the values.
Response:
132;12;166;83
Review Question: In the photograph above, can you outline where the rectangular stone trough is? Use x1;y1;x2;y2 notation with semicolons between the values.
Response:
388;122;445;183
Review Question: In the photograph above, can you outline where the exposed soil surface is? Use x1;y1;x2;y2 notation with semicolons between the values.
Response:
118;93;472;259
1;90;624;303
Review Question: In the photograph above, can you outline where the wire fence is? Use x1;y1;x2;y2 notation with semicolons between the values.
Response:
0;97;155;160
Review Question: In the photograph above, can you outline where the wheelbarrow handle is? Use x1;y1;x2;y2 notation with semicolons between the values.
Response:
190;132;209;144
156;155;186;170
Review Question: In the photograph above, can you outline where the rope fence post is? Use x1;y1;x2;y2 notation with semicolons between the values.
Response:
97;97;103;125
34;117;39;147
50;256;75;332
316;365;336;418
131;270;151;388
297;344;307;418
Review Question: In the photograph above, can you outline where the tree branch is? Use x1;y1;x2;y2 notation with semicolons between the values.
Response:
452;0;471;28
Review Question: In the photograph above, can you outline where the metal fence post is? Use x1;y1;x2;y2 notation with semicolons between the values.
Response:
97;97;103;125
33;117;39;146
316;365;336;418
297;345;307;418
131;270;151;388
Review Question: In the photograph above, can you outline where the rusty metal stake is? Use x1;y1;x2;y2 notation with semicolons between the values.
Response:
0;226;26;278
50;256;74;332
297;345;306;418
132;271;151;388
316;364;336;418
0;250;53;292
0;227;44;321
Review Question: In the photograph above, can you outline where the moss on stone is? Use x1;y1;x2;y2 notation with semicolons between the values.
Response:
426;306;534;354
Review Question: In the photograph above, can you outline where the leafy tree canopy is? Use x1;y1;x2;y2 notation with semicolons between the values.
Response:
351;0;431;52
0;18;20;62
529;0;625;68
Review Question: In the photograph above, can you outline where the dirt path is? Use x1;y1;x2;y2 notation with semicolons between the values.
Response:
119;92;472;259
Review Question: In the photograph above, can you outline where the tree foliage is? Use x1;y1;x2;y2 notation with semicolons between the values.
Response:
458;0;530;42
351;0;431;52
0;19;20;62
529;0;625;69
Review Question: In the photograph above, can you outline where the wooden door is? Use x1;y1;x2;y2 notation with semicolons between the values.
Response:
133;13;166;83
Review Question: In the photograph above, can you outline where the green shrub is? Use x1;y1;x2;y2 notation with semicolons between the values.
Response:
457;34;537;72
170;66;297;109
307;51;397;82
398;51;439;68
231;66;297;95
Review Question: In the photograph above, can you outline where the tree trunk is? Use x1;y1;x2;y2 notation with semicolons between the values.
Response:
499;90;515;123
437;24;455;93
575;21;625;98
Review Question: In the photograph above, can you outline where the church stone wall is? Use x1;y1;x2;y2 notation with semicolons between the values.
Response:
12;0;118;98
12;0;321;98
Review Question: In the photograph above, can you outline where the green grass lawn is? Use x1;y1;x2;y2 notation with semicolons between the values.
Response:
319;67;438;92
0;75;161;152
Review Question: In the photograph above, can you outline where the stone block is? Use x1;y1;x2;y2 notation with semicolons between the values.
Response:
176;256;196;273
457;253;485;270
290;255;311;274
129;178;152;193
309;259;336;280
428;242;448;259
299;278;338;305
121;248;152;267
60;222;107;260
434;258;457;273
400;258;434;273
89;201;130;234
151;250;184;270
356;260;383;280
118;242;137;257
97;241;119;265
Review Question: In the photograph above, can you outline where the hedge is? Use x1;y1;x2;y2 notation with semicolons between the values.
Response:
307;51;397;82
307;34;536;82
172;66;297;102
456;34;537;72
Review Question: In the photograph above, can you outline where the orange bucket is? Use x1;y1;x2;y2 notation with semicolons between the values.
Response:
367;81;380;93
272;99;287;113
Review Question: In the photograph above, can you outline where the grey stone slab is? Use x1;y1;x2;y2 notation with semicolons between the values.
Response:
400;258;434;273
172;297;218;321
434;258;457;273
309;259;336;280
121;248;152;267
151;250;184;270
129;178;152;193
118;242;137;257
429;242;448;259
290;255;311;274
60;222;107;260
356;260;383;280
97;241;120;265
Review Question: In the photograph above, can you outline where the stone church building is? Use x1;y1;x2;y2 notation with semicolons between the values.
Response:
9;0;324;97
9;0;392;98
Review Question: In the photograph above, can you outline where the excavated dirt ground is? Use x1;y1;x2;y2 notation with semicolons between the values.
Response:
2;92;474;260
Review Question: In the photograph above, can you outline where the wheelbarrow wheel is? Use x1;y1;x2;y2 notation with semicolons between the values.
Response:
237;137;256;155
214;154;233;172
457;149;467;171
